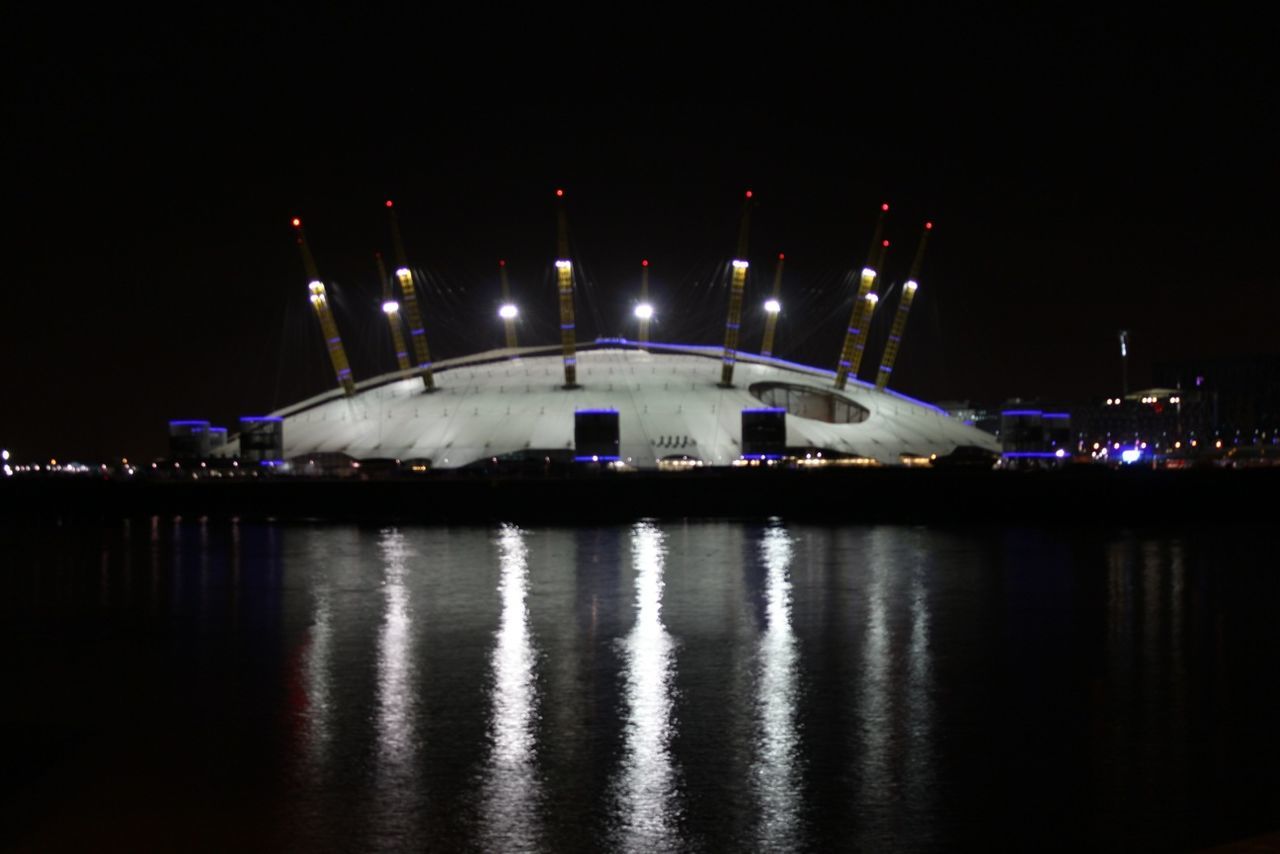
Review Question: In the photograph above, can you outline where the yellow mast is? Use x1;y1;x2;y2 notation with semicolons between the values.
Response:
385;200;435;391
759;252;785;357
719;190;754;387
635;259;653;348
847;238;890;382
875;221;933;390
498;260;519;349
376;251;412;375
834;203;889;390
293;217;355;396
555;189;579;388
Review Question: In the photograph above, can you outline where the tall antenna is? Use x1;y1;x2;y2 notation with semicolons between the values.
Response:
875;221;933;389
376;251;412;375
719;189;754;387
759;252;786;357
292;217;355;396
554;189;579;388
385;200;435;391
834;203;890;390
1119;330;1130;396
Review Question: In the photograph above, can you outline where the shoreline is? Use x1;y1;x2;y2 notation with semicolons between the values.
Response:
2;467;1275;525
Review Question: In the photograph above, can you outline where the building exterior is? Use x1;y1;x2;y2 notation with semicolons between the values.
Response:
221;341;1000;470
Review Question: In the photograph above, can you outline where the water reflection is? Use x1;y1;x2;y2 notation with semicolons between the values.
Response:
858;540;892;811
375;529;419;808
756;524;802;849
480;524;542;851
301;565;334;773
612;521;680;852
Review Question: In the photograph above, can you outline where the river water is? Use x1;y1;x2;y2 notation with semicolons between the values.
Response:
3;520;1277;851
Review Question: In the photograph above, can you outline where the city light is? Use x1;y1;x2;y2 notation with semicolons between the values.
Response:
764;299;781;314
1;449;8;461
499;304;519;320
904;280;919;292
555;260;572;270
395;267;411;278
732;260;749;270
633;303;654;320
382;300;400;314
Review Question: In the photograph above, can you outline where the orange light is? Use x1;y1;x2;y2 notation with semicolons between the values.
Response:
291;217;301;227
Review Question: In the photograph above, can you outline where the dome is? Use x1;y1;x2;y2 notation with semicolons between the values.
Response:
228;341;998;469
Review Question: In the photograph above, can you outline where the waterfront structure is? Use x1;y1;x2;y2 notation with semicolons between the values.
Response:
219;341;999;470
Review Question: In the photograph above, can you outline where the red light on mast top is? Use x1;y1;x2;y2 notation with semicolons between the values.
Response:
641;259;649;267
745;190;753;199
925;221;934;230
499;259;506;267
291;217;301;227
555;188;564;197
778;252;785;260
883;239;890;247
881;203;889;211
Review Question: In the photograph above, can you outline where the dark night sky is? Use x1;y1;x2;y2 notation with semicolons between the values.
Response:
7;8;1277;461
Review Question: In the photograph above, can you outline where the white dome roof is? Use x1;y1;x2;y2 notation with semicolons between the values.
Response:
242;342;997;468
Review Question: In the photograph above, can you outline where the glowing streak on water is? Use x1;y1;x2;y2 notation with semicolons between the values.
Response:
481;524;542;851
376;528;416;771
304;583;333;770
859;546;891;808
756;524;802;849
613;521;679;852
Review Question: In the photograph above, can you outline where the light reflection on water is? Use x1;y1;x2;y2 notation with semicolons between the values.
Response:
11;521;1276;852
611;521;680;852
755;523;802;849
373;528;420;840
480;524;542;852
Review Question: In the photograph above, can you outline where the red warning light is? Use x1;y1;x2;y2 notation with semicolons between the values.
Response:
745;190;753;199
925;221;934;230
881;203;889;211
641;259;649;267
883;239;890;247
291;217;301;227
555;188;564;197
385;200;394;208
499;259;506;267
778;252;785;260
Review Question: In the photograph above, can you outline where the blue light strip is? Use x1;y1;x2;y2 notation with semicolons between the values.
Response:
573;455;621;462
1001;452;1060;459
576;408;618;415
209;427;227;433
168;420;211;427
1001;410;1043;417
742;407;786;414
241;416;284;423
1043;413;1070;419
741;454;786;460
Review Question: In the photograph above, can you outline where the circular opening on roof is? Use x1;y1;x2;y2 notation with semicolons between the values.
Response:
748;382;870;424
